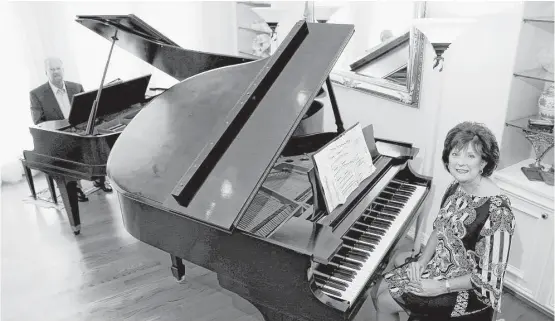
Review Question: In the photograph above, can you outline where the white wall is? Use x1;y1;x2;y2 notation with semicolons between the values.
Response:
318;1;524;242
423;2;523;237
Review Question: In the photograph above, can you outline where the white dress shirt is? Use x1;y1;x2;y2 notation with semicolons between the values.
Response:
49;81;72;119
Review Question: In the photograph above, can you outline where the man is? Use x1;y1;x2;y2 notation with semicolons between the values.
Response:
29;57;112;201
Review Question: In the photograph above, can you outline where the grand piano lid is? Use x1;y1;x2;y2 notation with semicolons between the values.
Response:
68;74;151;127
76;14;252;81
106;21;354;232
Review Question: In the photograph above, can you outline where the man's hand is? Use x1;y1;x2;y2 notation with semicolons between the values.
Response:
407;279;446;297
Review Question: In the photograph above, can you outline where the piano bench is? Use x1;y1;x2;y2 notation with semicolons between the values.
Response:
20;158;57;204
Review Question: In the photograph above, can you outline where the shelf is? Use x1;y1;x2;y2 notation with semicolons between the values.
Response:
523;16;555;23
238;50;264;59
506;115;554;135
237;1;271;8
514;68;554;83
523;16;554;33
238;26;272;35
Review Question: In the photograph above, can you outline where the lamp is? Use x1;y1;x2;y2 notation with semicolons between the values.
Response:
412;18;477;71
303;1;341;23
253;1;341;53
251;7;290;54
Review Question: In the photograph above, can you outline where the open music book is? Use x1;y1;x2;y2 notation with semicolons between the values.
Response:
312;123;376;213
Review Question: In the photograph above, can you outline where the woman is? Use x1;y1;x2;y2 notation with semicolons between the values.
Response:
372;122;516;321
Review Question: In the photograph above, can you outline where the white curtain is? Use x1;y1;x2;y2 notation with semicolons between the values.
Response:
1;2;35;184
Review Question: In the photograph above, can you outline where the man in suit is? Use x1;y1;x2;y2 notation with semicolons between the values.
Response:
29;57;112;201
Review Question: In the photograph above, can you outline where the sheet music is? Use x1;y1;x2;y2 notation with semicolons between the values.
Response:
312;123;376;213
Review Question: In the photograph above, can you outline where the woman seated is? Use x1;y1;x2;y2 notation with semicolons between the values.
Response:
371;121;516;321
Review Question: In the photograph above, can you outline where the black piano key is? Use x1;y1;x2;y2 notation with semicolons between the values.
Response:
315;282;343;298
345;252;368;263
375;205;401;214
379;191;410;203
314;270;350;288
358;217;391;229
338;247;367;262
374;197;404;209
360;234;381;245
317;265;354;282
343;236;376;251
330;262;358;278
364;211;396;222
384;187;413;197
371;204;400;215
342;245;371;259
355;223;387;235
346;232;381;247
378;197;406;209
314;275;348;291
346;231;381;244
334;255;363;268
332;257;361;271
351;225;385;236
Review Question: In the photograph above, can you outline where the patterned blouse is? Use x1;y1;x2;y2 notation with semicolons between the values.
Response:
384;181;516;318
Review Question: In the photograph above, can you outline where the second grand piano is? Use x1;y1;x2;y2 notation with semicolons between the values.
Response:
107;20;432;321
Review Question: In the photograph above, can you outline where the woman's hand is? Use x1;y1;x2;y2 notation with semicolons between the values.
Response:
406;260;425;282
407;279;447;297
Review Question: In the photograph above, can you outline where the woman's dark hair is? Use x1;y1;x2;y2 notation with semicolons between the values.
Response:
442;121;500;177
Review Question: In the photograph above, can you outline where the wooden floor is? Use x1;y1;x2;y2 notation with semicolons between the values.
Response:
1;174;552;321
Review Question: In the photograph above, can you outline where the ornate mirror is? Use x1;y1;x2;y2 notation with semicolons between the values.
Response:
325;1;427;107
241;1;427;108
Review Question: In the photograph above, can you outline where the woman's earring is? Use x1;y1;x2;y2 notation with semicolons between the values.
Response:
479;168;483;175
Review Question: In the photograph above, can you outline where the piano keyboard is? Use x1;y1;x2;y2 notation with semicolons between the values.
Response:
312;178;426;305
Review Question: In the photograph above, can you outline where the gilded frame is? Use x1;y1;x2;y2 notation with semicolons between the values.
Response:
328;2;427;108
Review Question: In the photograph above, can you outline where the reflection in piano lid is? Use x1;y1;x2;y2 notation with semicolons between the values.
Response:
103;17;432;321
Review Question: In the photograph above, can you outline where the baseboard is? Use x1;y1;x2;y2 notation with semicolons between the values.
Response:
504;283;554;318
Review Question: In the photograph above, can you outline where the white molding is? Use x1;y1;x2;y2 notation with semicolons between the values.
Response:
505;278;534;300
504;283;554;317
506;264;525;281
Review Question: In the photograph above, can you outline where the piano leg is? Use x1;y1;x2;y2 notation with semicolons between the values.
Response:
20;160;36;200
170;255;185;281
46;175;57;204
52;176;81;235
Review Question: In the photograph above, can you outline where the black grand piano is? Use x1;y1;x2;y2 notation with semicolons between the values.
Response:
102;15;432;321
22;14;251;235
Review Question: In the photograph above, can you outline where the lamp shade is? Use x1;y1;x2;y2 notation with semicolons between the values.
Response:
251;7;290;25
312;4;341;22
412;18;477;71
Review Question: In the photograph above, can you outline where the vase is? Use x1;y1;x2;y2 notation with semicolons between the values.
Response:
538;82;555;122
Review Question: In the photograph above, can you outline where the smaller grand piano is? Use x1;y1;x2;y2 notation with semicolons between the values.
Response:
106;17;433;321
22;14;252;235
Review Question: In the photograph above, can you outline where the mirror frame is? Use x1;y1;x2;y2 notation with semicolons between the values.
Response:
328;2;427;108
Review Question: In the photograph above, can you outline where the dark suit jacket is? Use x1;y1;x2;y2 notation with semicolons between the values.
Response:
30;81;84;125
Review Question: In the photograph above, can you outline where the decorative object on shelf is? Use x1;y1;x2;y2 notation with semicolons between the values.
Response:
537;46;554;73
507;115;555;185
412;18;476;71
538;82;555;122
251;33;271;58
